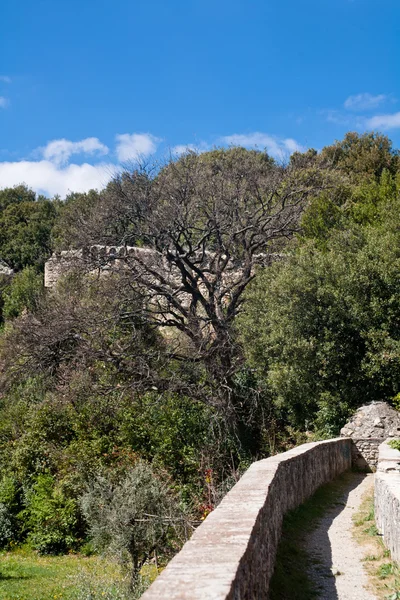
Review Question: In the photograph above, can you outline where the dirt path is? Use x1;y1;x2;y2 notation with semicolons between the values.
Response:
305;472;377;600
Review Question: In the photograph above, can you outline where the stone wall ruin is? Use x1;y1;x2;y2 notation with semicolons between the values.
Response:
341;402;400;470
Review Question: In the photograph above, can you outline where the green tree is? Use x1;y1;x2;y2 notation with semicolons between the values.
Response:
301;166;400;248
0;184;37;210
52;189;104;250
239;196;400;435
80;462;181;588
3;267;43;320
320;131;398;181
0;185;59;271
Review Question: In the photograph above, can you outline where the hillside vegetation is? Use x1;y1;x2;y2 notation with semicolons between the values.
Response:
0;132;399;597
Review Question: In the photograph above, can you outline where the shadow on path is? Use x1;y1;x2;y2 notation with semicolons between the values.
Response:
269;472;372;600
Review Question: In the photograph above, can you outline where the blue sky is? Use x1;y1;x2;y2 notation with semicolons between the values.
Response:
1;0;400;197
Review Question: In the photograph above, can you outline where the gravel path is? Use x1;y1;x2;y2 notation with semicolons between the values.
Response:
305;472;377;600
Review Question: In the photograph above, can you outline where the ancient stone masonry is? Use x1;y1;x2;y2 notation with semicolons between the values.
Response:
375;440;400;562
46;245;281;335
44;246;282;288
45;246;154;288
341;402;400;470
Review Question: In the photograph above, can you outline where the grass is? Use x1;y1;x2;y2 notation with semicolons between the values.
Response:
353;490;400;600
0;546;129;600
269;471;354;600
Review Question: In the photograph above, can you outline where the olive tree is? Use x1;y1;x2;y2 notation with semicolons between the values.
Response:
80;462;182;588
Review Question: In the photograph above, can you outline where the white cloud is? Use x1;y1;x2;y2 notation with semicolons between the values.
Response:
283;138;303;154
172;144;199;155
344;93;387;111
115;133;161;162
0;97;9;108
0;132;164;198
171;142;210;156
0;76;11;83
0;160;115;198
42;137;109;165
365;112;400;130
220;132;304;159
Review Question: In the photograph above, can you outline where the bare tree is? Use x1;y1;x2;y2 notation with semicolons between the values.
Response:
75;147;331;423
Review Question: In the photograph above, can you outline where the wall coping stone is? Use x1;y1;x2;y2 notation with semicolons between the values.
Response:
377;441;400;473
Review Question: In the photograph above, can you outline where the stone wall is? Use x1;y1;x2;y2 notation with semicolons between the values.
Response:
44;246;146;287
44;249;86;287
375;440;400;562
44;246;282;288
341;402;400;470
141;438;352;600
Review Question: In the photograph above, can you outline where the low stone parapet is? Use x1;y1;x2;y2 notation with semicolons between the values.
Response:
375;440;400;562
141;438;352;600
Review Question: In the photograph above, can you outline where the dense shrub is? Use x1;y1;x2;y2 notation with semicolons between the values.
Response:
0;503;13;548
25;474;80;554
240;194;400;434
3;266;44;320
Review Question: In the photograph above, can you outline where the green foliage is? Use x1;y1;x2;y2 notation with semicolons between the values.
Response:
240;193;400;434
0;184;37;209
80;462;181;585
0;475;20;510
389;439;400;452
0;502;13;548
52;189;104;250
0;475;23;546
1;133;400;582
300;188;347;247
320;131;398;180
118;393;213;488
0;185;59;271
2;266;43;319
301;168;400;249
25;474;80;554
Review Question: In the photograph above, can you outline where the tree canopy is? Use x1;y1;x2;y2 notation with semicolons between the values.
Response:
0;135;400;592
0;185;59;272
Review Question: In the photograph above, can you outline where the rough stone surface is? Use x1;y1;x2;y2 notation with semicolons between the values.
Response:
341;402;400;469
0;259;13;277
375;440;400;562
140;438;352;600
44;246;282;288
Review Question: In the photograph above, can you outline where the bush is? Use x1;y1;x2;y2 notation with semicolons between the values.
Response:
25;474;80;554
80;462;183;586
3;266;43;319
389;439;400;453
0;503;13;548
0;475;23;545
